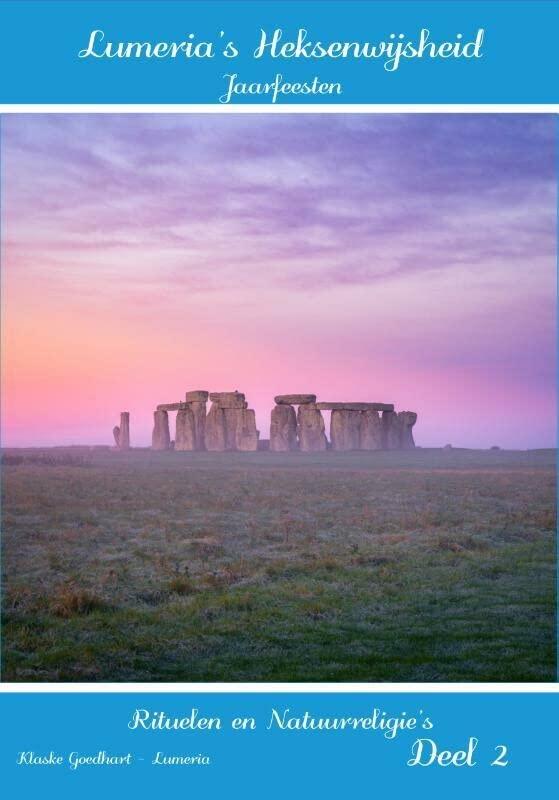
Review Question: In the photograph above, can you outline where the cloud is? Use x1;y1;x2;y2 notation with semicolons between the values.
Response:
4;114;555;300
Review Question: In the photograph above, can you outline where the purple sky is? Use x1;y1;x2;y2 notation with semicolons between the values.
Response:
2;113;557;448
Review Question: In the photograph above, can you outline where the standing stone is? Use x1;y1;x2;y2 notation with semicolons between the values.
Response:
175;406;196;451
205;403;226;451
398;411;417;449
360;410;383;450
235;409;259;451
152;409;171;450
381;410;402;450
190;401;207;451
330;409;361;451
270;404;298;452
183;392;209;451
119;412;130;450
297;404;327;452
113;426;121;448
223;408;243;450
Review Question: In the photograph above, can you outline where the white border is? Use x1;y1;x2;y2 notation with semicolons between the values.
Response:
0;104;558;113
1;682;558;693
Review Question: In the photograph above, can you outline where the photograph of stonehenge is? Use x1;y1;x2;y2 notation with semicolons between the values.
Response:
114;392;417;453
2;114;556;683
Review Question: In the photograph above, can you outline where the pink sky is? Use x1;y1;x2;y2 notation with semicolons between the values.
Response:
1;114;556;448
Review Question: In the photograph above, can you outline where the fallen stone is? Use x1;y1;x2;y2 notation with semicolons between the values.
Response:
175;406;196;451
297;405;327;452
270;404;298;451
274;394;316;405
235;408;259;451
381;410;401;450
152;409;171;450
119;412;130;450
205;403;226;451
185;390;209;402
316;402;394;412
330;409;361;450
398;411;417;450
360;409;383;450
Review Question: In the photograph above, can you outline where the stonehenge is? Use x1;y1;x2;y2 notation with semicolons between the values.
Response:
151;390;260;452
157;392;209;450
269;395;417;452
117;390;417;453
207;392;259;451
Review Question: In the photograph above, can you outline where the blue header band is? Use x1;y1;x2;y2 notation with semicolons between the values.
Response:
0;1;557;104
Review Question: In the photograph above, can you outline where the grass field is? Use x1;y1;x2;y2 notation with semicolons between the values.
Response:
1;447;556;682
